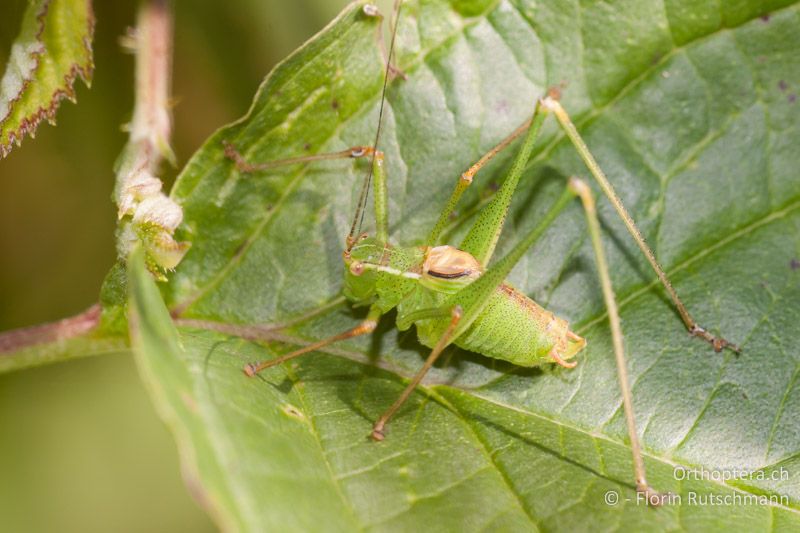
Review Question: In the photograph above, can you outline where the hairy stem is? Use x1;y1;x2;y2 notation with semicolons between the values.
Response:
116;0;187;276
0;0;178;373
0;304;101;354
0;304;128;375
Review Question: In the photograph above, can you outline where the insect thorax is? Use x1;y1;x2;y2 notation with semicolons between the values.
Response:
343;240;483;312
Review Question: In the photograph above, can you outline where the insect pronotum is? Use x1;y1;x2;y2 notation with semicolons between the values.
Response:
223;1;740;501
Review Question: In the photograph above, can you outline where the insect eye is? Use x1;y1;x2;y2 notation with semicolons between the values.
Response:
350;262;365;276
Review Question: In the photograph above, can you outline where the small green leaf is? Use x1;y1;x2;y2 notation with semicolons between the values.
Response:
0;0;94;158
133;1;800;529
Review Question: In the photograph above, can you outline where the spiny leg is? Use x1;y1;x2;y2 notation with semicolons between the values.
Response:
457;99;551;266
437;90;739;352
426;116;533;246
570;177;663;503
243;305;382;376
371;305;463;441
364;1;407;81
429;88;572;251
224;141;372;173
540;96;739;353
346;0;401;250
224;142;390;244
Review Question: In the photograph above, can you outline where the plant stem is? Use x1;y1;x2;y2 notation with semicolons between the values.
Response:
0;304;128;375
0;304;101;354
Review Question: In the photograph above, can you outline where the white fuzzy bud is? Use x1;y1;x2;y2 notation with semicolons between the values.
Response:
133;194;183;231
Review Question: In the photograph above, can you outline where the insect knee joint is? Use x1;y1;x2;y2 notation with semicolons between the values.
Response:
222;141;254;173
568;177;595;211
460;165;480;185
359;319;378;334
362;4;381;18
349;146;384;160
567;176;590;196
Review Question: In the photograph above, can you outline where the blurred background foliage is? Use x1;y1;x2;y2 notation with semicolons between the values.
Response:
0;0;366;530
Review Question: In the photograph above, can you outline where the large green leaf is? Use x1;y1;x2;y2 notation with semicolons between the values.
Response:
0;0;94;158
132;1;800;530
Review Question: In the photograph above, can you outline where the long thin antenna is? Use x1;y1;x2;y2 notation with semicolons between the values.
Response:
346;1;403;250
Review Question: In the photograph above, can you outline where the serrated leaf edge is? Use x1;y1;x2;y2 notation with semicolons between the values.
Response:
0;0;95;158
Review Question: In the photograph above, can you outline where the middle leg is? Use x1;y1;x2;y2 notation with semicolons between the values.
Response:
243;304;382;376
371;305;463;440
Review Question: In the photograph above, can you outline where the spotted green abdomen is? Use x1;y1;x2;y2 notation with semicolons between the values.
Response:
412;284;579;367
